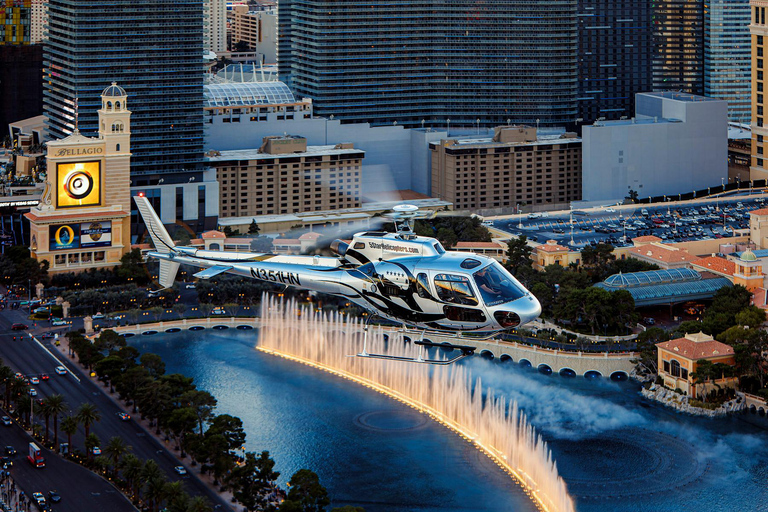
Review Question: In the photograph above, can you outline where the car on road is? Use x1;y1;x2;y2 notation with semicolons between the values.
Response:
211;307;227;316
643;317;656;326
605;208;616;213
1;417;11;427
4;446;16;456
1;456;13;468
33;307;49;314
91;312;105;319
185;284;196;289
11;323;28;330
41;332;55;339
47;490;61;503
29;376;39;385
31;492;45;505
54;366;67;375
91;446;101;455
39;373;49;381
51;319;68;326
174;466;187;475
117;412;131;421
28;388;37;396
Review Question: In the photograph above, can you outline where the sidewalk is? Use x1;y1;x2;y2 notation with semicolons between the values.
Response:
0;470;32;512
53;333;239;512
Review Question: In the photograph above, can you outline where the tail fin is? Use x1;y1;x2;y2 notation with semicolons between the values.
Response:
133;195;180;289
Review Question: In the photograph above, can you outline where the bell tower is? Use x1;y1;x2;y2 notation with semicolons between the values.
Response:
98;82;132;213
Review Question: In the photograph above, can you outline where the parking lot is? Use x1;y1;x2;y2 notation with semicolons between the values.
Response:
490;195;766;249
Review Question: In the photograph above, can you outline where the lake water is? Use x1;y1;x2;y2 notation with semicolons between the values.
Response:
129;330;768;512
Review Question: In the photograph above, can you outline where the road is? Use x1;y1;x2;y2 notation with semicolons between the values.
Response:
0;418;132;512
0;307;230;511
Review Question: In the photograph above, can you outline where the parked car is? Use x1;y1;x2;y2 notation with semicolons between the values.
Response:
51;319;68;326
174;466;187;475
91;312;105;319
185;284;196;289
47;491;61;503
211;308;227;316
643;317;655;326
1;416;11;427
11;323;28;331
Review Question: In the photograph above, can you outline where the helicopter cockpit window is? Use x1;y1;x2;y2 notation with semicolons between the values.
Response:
353;242;365;250
434;274;478;306
433;243;445;254
416;273;431;298
460;258;482;269
473;262;526;306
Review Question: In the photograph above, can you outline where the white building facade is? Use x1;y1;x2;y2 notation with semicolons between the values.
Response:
581;92;728;204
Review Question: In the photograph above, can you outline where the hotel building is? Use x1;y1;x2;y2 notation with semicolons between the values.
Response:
25;84;132;273
429;126;582;214
208;135;364;218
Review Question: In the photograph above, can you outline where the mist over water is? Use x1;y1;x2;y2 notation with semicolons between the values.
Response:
462;358;768;512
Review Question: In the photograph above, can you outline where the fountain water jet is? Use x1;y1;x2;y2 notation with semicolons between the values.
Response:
258;296;575;512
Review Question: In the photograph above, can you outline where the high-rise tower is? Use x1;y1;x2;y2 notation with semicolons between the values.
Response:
705;0;752;123
278;1;579;128
577;0;653;123
652;0;705;94
44;0;204;177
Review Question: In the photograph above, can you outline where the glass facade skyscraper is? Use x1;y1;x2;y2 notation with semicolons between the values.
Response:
278;1;578;128
577;0;653;123
705;0;751;123
652;0;705;94
44;0;204;176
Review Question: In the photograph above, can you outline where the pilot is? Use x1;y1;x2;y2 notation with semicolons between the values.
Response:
475;267;500;296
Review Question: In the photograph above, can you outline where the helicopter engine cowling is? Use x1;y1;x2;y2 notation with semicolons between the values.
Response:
330;239;349;257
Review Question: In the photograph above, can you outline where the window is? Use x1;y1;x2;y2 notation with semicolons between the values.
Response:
473;263;526;306
416;273;431;298
663;360;670;373
434;274;478;306
670;360;681;378
443;305;486;323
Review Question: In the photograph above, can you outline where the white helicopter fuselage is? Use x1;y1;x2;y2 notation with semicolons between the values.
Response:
134;195;541;332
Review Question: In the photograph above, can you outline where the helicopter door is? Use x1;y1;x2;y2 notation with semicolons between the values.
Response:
433;273;487;323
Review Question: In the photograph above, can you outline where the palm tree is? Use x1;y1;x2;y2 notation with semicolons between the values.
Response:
60;415;79;454
42;395;68;451
84;432;101;460
144;476;168;512
104;436;131;477
15;394;31;427
40;398;52;446
76;402;101;439
186;496;212;512
0;365;14;407
120;454;143;499
163;481;185;507
141;459;163;485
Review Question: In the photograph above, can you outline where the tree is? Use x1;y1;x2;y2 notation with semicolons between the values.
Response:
41;394;68;450
182;389;217;435
85;432;101;459
280;469;330;512
228;451;280;512
104;436;131;476
145;475;169;512
120;453;144;499
251;237;273;253
116;248;149;285
233;40;251;52
94;329;125;352
580;243;616;281
207;414;246;452
735;306;766;329
248;220;260;235
187;496;213;512
435;227;458;249
60;415;79;454
172;303;187;320
505;236;532;275
76;402;102;440
140;352;166;378
626;189;639;202
633;327;669;376
166;407;198;457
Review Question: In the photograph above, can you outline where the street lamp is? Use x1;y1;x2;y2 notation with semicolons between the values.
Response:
446;118;451;133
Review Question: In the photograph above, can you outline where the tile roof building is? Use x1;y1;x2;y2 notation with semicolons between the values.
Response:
627;242;694;269
656;332;737;398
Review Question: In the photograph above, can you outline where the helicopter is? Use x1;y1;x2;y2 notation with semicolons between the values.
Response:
134;195;541;364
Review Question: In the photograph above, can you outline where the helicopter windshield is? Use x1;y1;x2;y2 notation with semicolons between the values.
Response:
473;262;526;306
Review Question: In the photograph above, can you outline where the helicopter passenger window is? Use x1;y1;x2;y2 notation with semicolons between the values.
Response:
434;274;478;306
416;273;431;298
433;243;445;254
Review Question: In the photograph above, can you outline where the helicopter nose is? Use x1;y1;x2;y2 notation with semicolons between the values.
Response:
493;295;541;328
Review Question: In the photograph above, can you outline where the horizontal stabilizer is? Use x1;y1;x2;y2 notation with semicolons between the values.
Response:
193;265;233;279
